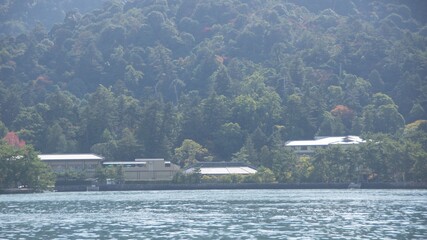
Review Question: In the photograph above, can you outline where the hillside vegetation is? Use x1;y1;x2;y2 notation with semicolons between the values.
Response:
0;0;426;183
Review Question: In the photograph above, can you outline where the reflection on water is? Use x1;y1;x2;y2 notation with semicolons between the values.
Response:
1;190;426;239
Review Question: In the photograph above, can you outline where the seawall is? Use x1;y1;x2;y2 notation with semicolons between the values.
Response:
54;182;427;192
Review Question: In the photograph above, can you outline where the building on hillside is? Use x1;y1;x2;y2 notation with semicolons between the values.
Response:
184;162;257;176
102;158;180;182
285;135;365;155
39;154;104;179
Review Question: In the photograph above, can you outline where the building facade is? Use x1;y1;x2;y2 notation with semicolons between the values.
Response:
103;158;180;182
39;154;104;179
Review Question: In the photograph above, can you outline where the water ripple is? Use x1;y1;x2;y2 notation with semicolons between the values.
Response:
0;189;426;239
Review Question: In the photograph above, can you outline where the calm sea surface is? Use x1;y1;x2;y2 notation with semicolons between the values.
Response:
0;189;426;239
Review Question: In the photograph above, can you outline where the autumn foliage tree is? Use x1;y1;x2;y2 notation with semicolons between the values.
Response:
3;132;26;148
331;105;354;132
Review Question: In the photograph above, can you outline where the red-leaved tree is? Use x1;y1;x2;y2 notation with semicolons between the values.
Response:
3;132;26;148
331;105;354;130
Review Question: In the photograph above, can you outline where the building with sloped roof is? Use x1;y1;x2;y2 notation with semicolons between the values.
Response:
184;162;257;176
39;154;104;179
285;135;365;155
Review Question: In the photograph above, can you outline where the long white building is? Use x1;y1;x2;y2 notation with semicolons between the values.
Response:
184;162;257;176
285;136;365;155
39;155;180;182
38;154;104;179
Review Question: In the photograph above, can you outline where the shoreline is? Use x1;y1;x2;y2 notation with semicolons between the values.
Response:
0;188;36;194
3;182;426;194
54;182;427;192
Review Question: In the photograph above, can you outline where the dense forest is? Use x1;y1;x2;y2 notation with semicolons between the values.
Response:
1;0;426;183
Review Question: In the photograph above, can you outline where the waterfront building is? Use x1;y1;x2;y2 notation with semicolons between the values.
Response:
38;154;104;179
285;135;365;155
103;158;180;182
184;162;257;176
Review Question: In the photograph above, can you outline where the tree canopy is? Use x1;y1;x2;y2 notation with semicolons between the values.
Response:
0;138;55;190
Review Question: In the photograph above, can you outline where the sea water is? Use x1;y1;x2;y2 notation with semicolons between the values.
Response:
1;189;426;239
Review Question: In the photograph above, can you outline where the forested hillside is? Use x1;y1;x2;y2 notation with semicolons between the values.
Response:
0;0;108;37
0;0;426;182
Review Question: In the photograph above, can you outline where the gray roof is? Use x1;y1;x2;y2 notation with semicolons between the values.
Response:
103;159;171;166
135;158;164;162
103;161;146;165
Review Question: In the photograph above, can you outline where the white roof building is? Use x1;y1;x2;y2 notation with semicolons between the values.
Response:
285;136;365;155
38;154;104;179
38;154;104;161
184;162;257;175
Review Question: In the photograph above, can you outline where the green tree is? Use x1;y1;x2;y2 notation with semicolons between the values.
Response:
201;93;231;141
317;111;345;136
209;65;232;96
292;156;315;183
124;65;143;87
0;89;23;127
138;100;176;159
404;120;427;151
172;168;202;184
45;123;68;153
311;146;360;183
375;104;405;134
342;73;372;111
251;166;276;183
368;69;384;91
81;85;117;150
232;94;258;131
178;91;204;143
326;85;344;109
147;43;177;101
232;70;283;134
0;142;54;190
116;94;142;130
45;90;80;122
271;148;298;183
173;139;211;167
213;122;244;160
285;93;315;139
12;107;45;149
232;136;257;165
259;145;273;168
115;128;143;161
91;139;118;162
358;133;427;183
362;93;405;134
